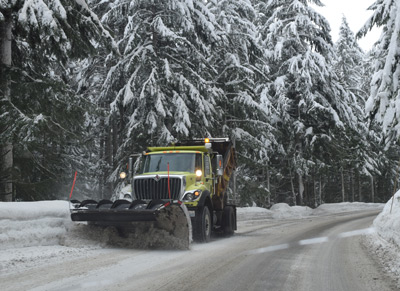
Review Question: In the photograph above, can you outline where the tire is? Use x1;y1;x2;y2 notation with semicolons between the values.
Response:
223;206;235;236
193;206;212;242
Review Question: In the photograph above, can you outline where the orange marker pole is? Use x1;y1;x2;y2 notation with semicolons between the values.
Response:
69;171;77;200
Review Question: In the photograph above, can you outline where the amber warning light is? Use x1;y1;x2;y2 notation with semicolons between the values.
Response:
204;138;210;143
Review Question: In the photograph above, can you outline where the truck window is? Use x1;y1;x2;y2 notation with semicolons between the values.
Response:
142;153;196;173
195;153;202;172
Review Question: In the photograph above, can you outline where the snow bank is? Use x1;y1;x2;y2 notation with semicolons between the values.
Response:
237;206;272;221
314;202;382;214
238;201;382;222
363;191;400;286
0;201;70;220
270;203;313;219
0;201;71;249
373;191;400;247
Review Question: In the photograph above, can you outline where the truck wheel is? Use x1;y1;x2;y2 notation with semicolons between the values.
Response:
223;206;235;236
193;206;212;242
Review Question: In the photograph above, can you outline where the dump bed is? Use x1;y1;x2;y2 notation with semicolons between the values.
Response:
210;139;236;197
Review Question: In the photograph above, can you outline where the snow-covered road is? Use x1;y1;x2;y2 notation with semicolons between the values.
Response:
0;200;399;290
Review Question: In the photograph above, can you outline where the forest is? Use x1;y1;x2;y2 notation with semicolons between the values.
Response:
1;0;400;207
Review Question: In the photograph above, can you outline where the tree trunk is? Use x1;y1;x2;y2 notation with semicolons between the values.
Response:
350;169;355;202
0;11;12;65
104;121;113;198
319;174;322;205
1;145;13;201
0;11;14;202
232;138;237;203
370;175;375;203
341;167;345;202
99;116;105;200
358;172;362;202
266;166;270;207
289;166;296;206
298;172;304;205
112;116;118;169
313;174;317;207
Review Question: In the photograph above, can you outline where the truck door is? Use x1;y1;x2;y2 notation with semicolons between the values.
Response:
204;154;213;195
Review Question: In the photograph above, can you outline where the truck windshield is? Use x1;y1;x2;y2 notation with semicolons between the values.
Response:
142;153;200;173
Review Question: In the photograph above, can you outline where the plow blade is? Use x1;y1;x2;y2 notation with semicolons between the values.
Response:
70;199;191;249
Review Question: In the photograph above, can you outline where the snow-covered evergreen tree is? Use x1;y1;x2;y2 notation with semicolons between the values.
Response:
356;0;400;203
259;0;362;205
333;16;380;202
0;0;114;200
209;0;278;205
358;0;400;144
334;16;364;93
99;0;226;182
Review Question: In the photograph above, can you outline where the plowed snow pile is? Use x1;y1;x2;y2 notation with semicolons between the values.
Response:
0;201;71;249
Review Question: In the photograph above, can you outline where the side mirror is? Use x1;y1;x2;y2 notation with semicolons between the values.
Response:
216;155;223;176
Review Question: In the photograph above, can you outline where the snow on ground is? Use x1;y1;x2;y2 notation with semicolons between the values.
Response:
238;201;382;221
364;190;400;286
0;201;93;275
0;199;395;278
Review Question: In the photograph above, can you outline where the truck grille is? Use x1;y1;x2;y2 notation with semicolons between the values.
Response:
133;177;182;200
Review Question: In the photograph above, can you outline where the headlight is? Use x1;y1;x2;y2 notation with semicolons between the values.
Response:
183;190;202;201
185;193;194;201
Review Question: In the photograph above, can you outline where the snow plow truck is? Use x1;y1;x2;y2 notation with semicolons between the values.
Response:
70;138;237;248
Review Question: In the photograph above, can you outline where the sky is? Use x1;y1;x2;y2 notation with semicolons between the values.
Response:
311;0;382;51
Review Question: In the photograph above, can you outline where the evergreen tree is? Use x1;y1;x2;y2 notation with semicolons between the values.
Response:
259;0;361;205
357;0;400;202
210;0;278;205
359;0;400;144
98;0;226;185
334;16;364;93
0;0;113;200
333;16;373;202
